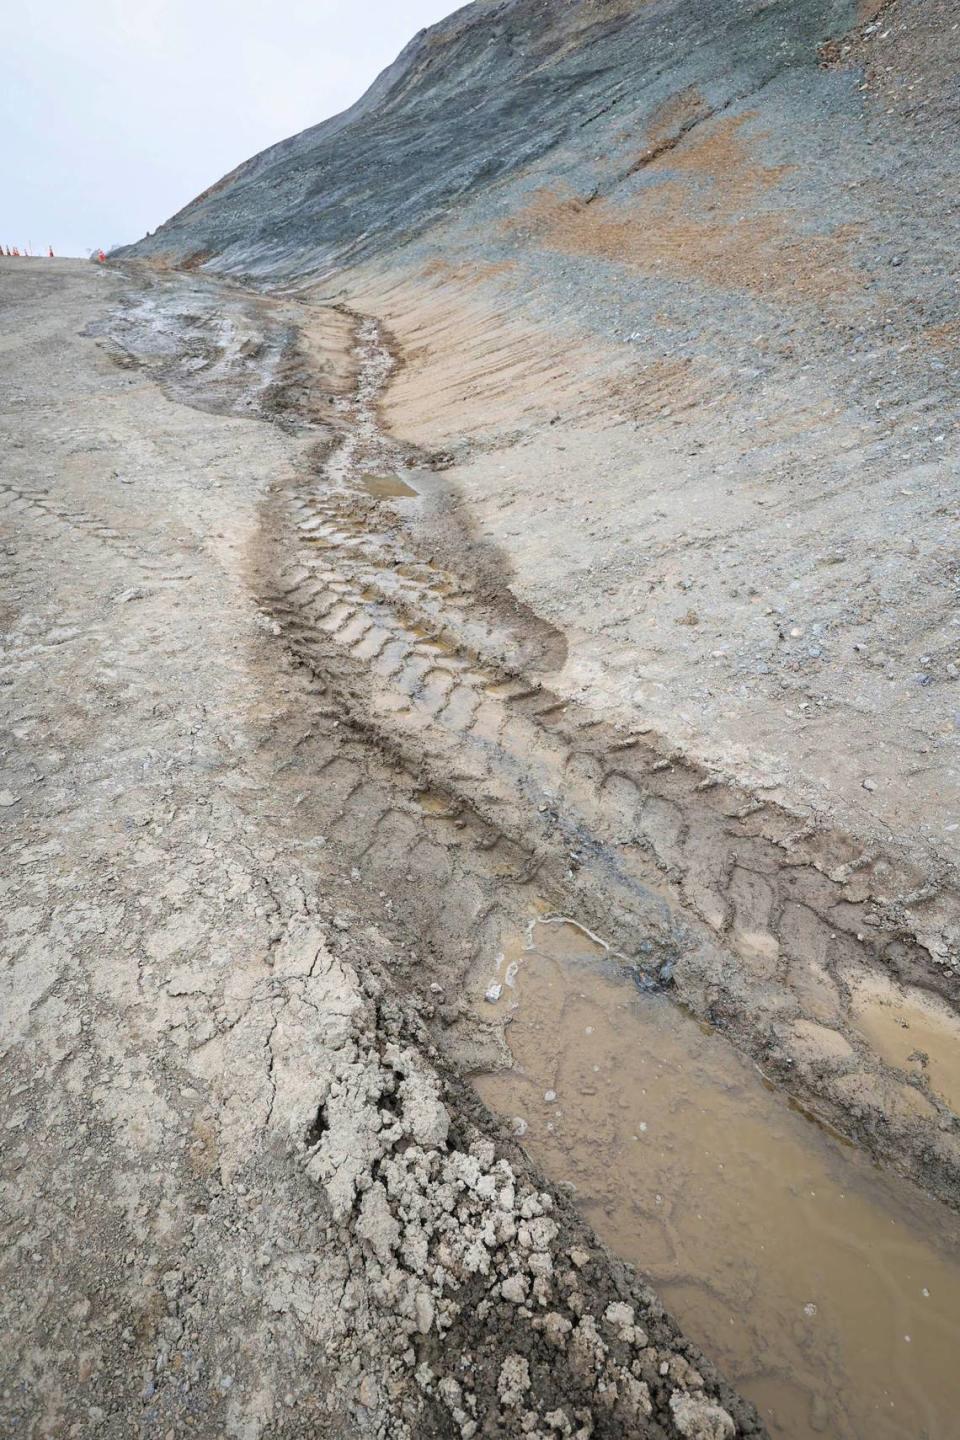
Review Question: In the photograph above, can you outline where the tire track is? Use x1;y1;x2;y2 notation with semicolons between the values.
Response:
0;482;191;582
260;311;960;1208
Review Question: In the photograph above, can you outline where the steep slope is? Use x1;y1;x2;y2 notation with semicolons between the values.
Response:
121;0;857;281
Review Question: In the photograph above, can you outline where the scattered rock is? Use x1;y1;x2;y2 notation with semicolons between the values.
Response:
669;1390;736;1440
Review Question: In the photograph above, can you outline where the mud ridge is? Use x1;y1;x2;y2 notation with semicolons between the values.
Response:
257;305;960;1212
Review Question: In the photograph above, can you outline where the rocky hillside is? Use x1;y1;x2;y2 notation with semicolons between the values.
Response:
123;0;865;281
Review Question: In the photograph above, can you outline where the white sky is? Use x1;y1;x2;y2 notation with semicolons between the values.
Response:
0;1;460;257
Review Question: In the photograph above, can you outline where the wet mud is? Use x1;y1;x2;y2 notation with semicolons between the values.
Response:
849;973;960;1116
359;472;419;498
256;305;960;1207
475;918;960;1440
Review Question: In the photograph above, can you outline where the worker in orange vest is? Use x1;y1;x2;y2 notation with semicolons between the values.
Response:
48;245;54;258
97;249;106;263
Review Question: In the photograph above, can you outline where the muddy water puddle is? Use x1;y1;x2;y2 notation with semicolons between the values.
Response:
474;919;960;1440
850;972;960;1116
359;471;419;498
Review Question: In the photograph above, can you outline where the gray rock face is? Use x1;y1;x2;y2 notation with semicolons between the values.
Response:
118;0;854;281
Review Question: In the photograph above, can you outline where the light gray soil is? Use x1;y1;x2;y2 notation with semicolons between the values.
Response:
0;257;764;1439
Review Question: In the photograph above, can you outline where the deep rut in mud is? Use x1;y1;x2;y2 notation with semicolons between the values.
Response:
477;919;960;1440
261;313;960;1180
251;310;960;1439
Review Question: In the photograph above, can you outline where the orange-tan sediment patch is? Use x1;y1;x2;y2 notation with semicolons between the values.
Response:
506;183;861;300
343;267;618;445
857;0;889;21
418;257;519;291
925;319;960;352
606;355;730;424
503;112;861;301
644;86;710;147
657;112;791;196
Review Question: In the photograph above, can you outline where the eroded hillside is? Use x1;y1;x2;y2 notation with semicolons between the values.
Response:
122;0;960;872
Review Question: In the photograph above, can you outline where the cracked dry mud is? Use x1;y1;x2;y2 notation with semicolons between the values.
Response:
3;256;960;1440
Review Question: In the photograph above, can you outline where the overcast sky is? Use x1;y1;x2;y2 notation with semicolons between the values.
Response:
0;1;460;258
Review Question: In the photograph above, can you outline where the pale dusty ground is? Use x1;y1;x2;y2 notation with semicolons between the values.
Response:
1;258;348;1438
0;258;759;1440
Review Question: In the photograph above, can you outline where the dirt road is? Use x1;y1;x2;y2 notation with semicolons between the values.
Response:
4;255;960;1440
0;259;762;1439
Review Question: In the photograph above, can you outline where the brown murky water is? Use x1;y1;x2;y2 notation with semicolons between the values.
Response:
359;471;419;498
849;973;960;1116
474;918;960;1440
